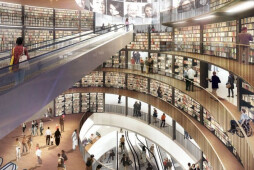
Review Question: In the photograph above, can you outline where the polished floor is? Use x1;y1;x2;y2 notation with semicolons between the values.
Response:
0;114;86;170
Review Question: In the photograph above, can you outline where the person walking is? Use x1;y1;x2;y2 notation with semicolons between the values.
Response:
118;95;121;104
86;155;94;170
207;71;221;98
227;72;235;98
34;120;38;136
45;127;52;145
153;108;158;123
21;135;28;154
15;138;21;161
107;150;115;163
238;27;253;63
145;57;149;74
133;101;138;116
31;120;35;136
137;101;142;117
27;135;32;153
72;129;78;150
59;115;65;132
62;150;68;169
160;113;166;127
140;59;144;73
120;154;130;170
54;128;61;146
22;123;26;135
187;67;196;92
11;37;30;85
36;147;42;165
57;153;65;170
39;119;44;136
120;135;125;153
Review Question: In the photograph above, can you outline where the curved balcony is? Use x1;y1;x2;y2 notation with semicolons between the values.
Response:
65;86;243;170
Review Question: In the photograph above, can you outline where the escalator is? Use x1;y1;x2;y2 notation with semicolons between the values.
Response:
0;24;133;139
125;131;140;170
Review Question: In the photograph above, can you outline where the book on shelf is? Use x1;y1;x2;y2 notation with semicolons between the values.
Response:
55;9;80;28
0;2;22;26
150;79;172;103
81;71;103;87
0;28;22;52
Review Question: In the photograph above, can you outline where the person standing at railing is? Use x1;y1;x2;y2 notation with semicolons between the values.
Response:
131;57;135;70
238;27;253;63
145;57;149;73
226;72;235;98
206;71;221;98
140;59;144;73
153;108;158;123
11;37;30;85
160;113;166;128
187;67;196;92
125;18;129;32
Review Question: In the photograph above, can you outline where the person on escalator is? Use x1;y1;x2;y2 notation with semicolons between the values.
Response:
120;135;125;153
121;154;130;170
140;146;146;166
146;162;153;170
11;37;30;85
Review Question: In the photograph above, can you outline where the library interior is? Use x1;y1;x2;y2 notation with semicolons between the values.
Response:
0;0;254;170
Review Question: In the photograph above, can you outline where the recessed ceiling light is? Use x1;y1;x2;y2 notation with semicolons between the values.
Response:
195;15;216;20
226;1;254;13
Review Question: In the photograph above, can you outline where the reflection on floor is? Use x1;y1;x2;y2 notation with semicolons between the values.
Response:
0;114;86;170
208;66;237;106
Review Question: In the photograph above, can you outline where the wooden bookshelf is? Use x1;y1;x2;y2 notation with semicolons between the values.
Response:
0;2;22;26
24;6;53;27
55;9;80;28
174;26;200;53
150;79;172;103
203;20;237;59
127;74;148;94
241;16;254;63
80;11;93;30
25;29;53;46
81;93;89;113
174;89;201;121
0;28;22;52
127;33;149;50
151;32;172;51
81;71;103;87
105;72;126;89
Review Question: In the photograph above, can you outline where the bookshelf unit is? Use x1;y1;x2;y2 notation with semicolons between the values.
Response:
104;57;113;68
55;30;79;39
174;89;201;121
81;71;103;87
151;32;172;51
81;11;93;30
55;9;79;28
240;80;254;119
127;74;148;94
65;93;73;114
73;93;81;113
127;33;149;50
150;53;158;73
90;93;103;112
203;20;237;59
112;53;120;68
150;79;172;103
0;2;22;26
24;6;53;27
105;72;126;89
0;28;22;52
55;94;65;116
25;29;54;46
174;26;200;53
210;0;232;11
174;56;184;80
81;93;90;113
120;51;126;68
241;16;254;63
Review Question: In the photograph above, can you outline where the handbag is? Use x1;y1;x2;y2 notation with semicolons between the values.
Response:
226;83;231;89
9;48;15;71
19;47;30;70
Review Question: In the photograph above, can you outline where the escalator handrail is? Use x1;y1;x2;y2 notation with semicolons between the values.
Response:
0;24;126;63
0;24;124;56
156;145;164;169
0;24;129;71
125;131;138;170
135;135;160;170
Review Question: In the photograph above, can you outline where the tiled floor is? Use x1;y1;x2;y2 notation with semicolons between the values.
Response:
0;114;86;170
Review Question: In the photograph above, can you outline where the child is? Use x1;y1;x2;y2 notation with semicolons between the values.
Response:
36;147;42;165
50;136;54;145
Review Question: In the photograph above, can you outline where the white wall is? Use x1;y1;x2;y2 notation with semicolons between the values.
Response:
128;97;148;113
105;93;125;107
